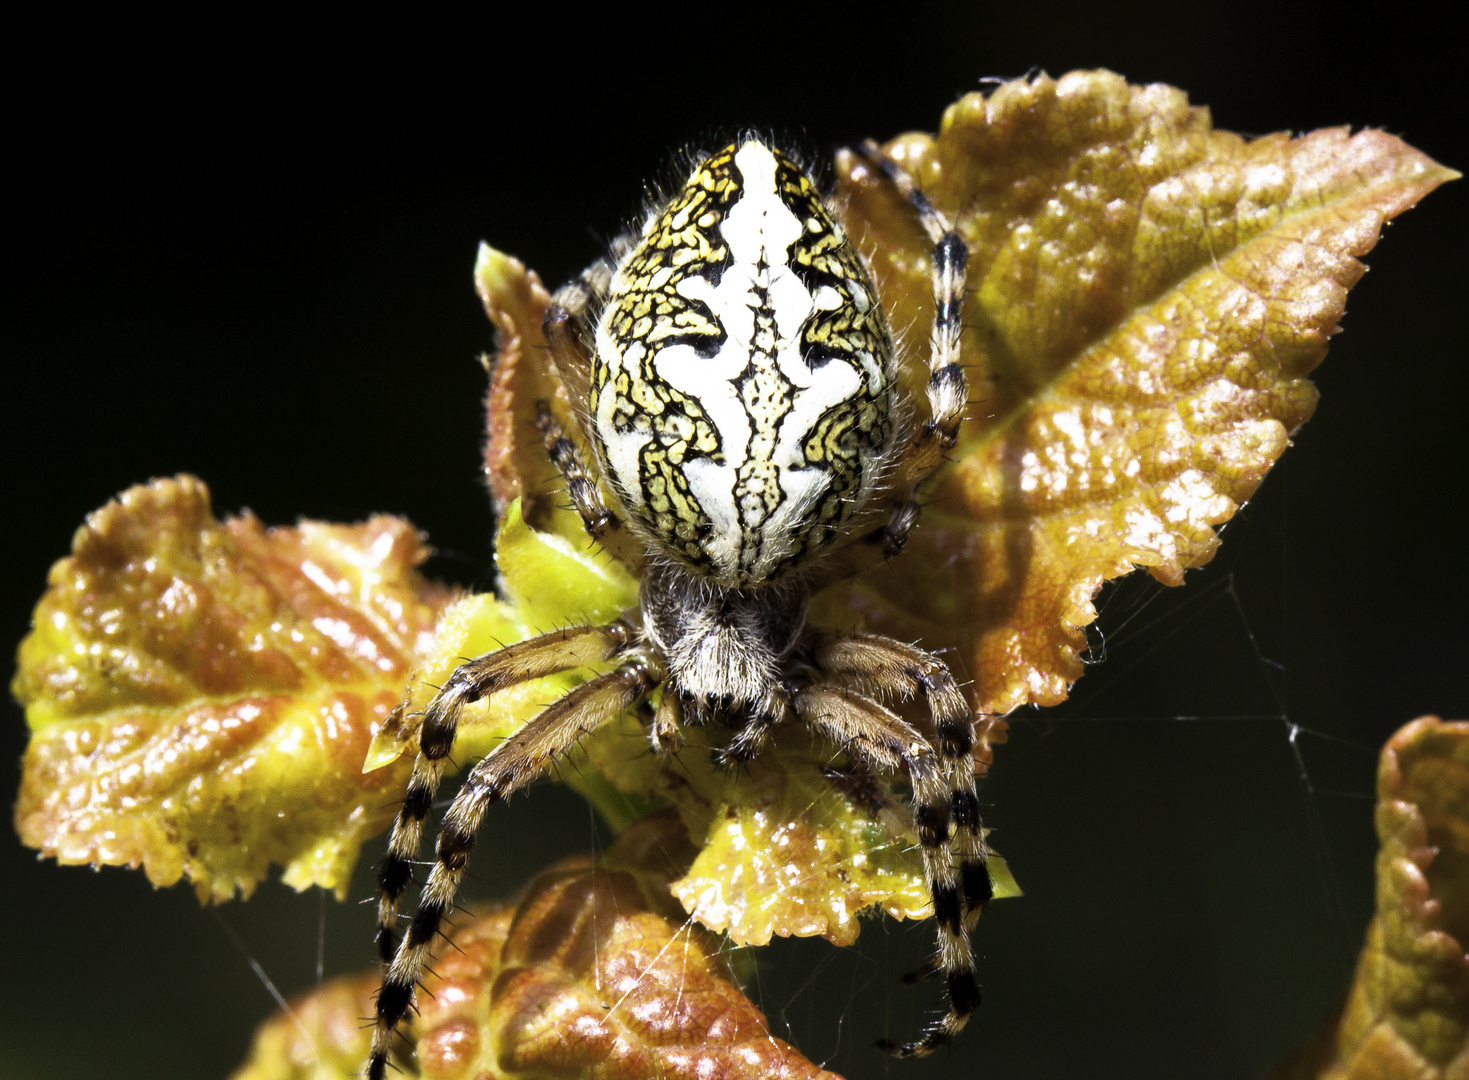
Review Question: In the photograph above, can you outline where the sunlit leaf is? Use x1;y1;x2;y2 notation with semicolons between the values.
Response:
665;736;1020;946
1273;716;1469;1080
11;475;454;900
234;824;844;1080
814;69;1458;713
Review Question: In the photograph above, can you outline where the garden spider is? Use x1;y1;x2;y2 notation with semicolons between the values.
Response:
369;135;991;1079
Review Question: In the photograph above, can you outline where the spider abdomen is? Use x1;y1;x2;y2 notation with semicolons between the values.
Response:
591;139;896;589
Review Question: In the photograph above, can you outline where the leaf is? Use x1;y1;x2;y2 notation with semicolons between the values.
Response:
234;822;844;1080
812;69;1458;714
475;243;565;530
11;475;454;900
1272;717;1469;1080
419;861;840;1080
664;737;1021;946
228;971;380;1080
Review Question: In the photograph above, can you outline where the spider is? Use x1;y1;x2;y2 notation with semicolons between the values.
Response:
368;135;992;1079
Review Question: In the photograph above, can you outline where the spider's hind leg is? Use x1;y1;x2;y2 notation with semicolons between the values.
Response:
793;680;980;1057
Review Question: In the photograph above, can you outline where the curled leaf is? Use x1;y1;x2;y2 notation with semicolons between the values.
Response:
1274;717;1469;1079
235;827;843;1080
418;860;840;1080
475;243;562;527
12;475;454;900
816;70;1458;713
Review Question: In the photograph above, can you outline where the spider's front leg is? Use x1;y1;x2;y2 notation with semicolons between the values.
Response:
813;633;992;917
793;679;981;1056
373;620;635;964
536;400;615;538
369;649;665;1080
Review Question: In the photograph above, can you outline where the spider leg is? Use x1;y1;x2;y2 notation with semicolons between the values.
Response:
541;249;614;399
540;251;632;542
849;140;970;557
374;620;634;966
369;651;665;1080
649;691;684;756
536;399;615;539
813;633;991;916
792;683;979;1058
714;684;793;765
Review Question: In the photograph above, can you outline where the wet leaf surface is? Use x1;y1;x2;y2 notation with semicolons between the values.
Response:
817;70;1458;714
12;475;454;900
233;823;843;1080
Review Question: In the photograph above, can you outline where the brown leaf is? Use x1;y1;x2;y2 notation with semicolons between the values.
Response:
812;70;1458;714
233;823;843;1080
12;475;454;900
476;244;559;525
421;863;839;1080
1273;717;1469;1079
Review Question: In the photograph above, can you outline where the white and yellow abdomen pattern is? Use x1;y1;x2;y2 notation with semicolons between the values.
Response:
591;139;894;588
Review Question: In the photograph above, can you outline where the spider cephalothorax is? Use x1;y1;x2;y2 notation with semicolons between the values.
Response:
369;135;989;1079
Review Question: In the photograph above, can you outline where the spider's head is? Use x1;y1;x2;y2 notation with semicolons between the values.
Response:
639;559;808;726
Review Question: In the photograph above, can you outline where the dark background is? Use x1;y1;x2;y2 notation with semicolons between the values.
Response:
3;5;1464;1078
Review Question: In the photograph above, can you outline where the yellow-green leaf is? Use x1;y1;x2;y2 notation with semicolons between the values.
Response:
12;475;453;900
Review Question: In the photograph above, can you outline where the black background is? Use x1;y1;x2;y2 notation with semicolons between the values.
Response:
3;4;1464;1078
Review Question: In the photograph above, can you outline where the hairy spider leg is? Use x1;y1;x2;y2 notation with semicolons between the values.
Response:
813;634;991;909
713;682;795;765
374;621;635;964
848;140;971;558
536;400;616;538
370;652;665;1080
812;633;991;1049
539;254;629;542
814;633;992;999
793;682;980;1057
649;690;684;755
